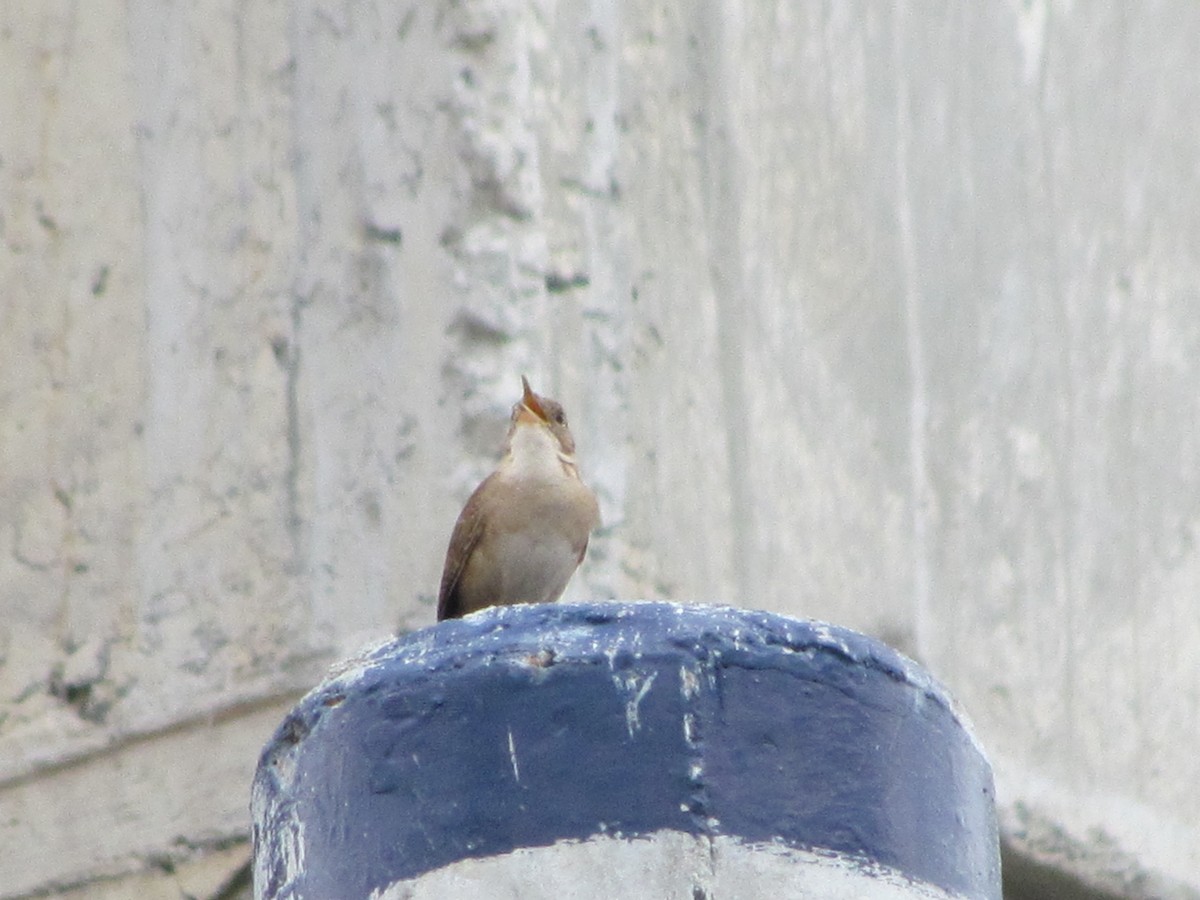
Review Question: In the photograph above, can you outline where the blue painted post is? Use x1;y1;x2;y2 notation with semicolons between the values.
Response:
252;602;1000;899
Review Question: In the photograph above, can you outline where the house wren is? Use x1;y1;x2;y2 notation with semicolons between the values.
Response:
437;377;599;621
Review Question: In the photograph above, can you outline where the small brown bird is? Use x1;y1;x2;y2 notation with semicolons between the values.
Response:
437;377;600;621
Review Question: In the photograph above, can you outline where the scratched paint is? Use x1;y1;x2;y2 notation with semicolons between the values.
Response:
253;601;999;899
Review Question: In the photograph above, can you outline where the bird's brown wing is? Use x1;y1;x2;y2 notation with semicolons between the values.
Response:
436;475;493;621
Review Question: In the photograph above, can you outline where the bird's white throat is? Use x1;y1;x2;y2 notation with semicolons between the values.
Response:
505;423;575;481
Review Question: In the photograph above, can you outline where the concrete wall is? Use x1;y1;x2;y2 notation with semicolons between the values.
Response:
1;2;1197;897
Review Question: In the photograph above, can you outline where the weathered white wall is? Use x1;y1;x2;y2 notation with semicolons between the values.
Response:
1;1;1198;897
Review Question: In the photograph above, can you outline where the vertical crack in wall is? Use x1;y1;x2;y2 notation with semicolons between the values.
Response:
892;3;933;659
280;302;304;579
571;0;627;604
284;0;317;592
695;3;754;603
1033;2;1079;769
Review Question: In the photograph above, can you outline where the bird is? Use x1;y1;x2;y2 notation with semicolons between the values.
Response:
436;376;600;621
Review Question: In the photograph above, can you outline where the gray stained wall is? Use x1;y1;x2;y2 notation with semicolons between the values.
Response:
1;2;1198;898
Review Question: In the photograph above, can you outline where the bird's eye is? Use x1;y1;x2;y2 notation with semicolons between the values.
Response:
554;410;566;425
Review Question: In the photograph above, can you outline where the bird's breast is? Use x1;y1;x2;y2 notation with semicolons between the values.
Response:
489;467;599;544
464;466;598;606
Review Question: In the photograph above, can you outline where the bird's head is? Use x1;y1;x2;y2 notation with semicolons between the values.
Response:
511;375;576;456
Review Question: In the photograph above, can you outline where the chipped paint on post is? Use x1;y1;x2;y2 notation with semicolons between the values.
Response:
253;601;1000;899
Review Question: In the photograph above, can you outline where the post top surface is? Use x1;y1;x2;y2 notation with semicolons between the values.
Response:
253;601;999;899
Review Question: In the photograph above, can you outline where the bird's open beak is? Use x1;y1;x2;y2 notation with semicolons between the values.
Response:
520;375;549;422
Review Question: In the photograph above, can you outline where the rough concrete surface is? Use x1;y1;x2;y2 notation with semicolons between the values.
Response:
1;1;1198;898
